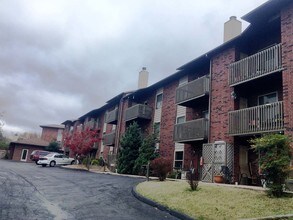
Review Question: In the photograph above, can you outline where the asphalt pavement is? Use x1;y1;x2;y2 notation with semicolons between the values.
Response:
0;160;179;220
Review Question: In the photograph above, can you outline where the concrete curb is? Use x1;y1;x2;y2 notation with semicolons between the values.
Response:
132;183;195;220
59;166;90;172
239;214;293;220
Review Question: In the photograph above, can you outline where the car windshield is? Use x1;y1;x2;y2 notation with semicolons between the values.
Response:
31;150;37;155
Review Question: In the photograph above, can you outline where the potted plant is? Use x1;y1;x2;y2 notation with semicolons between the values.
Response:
214;172;224;183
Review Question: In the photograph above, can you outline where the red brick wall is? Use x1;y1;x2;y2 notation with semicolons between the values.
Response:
281;2;293;142
210;48;236;143
159;81;177;161
41;127;60;142
11;144;45;162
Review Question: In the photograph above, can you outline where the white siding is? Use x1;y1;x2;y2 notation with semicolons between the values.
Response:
175;77;188;154
154;88;163;123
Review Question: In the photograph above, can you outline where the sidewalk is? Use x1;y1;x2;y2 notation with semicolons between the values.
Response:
62;164;270;191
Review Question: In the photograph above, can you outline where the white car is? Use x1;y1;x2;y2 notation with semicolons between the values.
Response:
38;153;75;167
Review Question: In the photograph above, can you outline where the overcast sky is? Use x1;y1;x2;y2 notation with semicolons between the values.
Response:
0;0;268;136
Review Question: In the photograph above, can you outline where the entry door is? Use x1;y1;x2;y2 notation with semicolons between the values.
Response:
21;149;28;161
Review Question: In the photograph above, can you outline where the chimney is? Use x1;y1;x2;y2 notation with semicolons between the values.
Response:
138;67;149;89
224;16;242;43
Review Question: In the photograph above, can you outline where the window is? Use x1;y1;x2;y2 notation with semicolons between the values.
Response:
174;151;183;169
112;124;116;131
156;93;163;109
179;76;188;86
57;129;62;142
258;92;277;105
176;116;185;124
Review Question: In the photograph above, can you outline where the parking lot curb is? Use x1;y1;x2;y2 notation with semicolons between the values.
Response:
59;166;90;172
132;183;195;220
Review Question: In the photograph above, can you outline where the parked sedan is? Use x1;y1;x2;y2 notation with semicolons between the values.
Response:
30;150;50;164
38;153;75;167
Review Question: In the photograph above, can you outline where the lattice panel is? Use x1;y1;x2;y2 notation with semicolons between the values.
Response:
214;143;226;163
202;144;214;182
202;164;213;182
227;144;234;181
202;144;214;163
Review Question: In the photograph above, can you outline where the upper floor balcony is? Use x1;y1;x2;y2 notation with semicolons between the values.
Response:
125;104;152;122
106;109;118;124
228;101;284;136
175;75;210;107
85;119;96;130
174;118;209;143
229;44;282;86
103;131;116;146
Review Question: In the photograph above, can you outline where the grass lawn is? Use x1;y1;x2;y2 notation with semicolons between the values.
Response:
136;181;293;220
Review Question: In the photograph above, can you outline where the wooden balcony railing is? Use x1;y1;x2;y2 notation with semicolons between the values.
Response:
229;44;282;86
125;104;152;122
103;131;116;146
174;118;208;143
106;109;118;124
228;101;284;136
175;75;210;105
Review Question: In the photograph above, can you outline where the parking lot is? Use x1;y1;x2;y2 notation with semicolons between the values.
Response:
0;160;178;220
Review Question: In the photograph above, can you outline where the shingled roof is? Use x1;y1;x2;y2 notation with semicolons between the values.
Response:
10;138;49;147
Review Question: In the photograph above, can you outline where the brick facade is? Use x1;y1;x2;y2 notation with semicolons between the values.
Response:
281;2;293;141
60;0;292;183
159;81;177;159
210;48;236;143
41;127;62;142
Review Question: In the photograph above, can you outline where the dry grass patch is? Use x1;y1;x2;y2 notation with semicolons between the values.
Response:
136;181;293;220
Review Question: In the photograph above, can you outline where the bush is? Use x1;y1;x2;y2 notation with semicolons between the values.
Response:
251;134;292;197
82;157;90;165
167;170;181;179
150;157;172;181
186;169;199;191
91;159;100;166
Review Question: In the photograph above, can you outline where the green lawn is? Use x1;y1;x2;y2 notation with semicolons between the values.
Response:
136;181;293;220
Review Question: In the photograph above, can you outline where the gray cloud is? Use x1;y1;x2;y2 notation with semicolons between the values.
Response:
0;0;267;135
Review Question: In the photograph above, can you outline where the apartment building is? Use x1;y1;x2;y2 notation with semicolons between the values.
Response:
62;0;293;184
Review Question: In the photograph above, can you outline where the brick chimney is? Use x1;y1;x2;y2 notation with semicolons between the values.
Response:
138;67;149;89
224;16;242;43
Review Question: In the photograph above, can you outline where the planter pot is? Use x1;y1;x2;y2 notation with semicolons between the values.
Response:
214;175;224;183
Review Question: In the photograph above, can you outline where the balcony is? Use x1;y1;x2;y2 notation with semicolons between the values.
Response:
174;118;209;143
228;101;284;136
125;104;152;122
175;75;210;107
86;120;96;130
103;131;116;146
106;109;118;124
229;44;282;86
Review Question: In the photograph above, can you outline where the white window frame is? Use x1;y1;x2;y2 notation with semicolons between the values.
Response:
155;93;163;109
21;149;28;161
174;150;184;169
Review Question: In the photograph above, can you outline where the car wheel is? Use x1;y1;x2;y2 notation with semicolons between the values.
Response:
35;161;39;165
50;161;56;167
42;164;47;167
71;160;75;165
